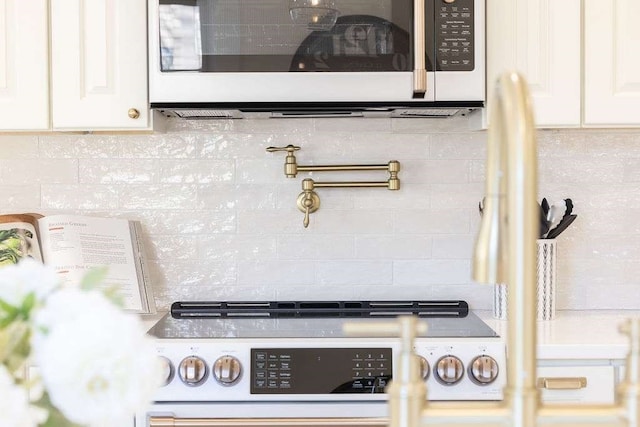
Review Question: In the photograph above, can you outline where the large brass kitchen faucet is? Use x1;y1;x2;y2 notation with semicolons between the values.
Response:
344;72;640;427
266;145;400;227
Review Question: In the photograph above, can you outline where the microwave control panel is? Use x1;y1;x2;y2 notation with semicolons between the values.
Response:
436;0;475;71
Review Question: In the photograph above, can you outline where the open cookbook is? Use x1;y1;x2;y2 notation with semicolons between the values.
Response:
0;213;155;313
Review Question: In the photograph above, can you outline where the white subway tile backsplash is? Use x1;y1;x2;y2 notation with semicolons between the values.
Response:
430;183;484;209
394;210;469;234
349;133;430;160
314;210;394;234
39;134;121;158
0;185;41;209
237;260;316;285
200;184;277;211
41;184;118;210
316;260;393;286
145;235;199;261
431;236;475;259
158;159;234;184
0;135;39;158
119;184;198;209
278;235;355;260
275;285;357;301
313;117;391;133
2;118;640;311
393;260;471;285
237;158;288;183
354;185;430;210
430;132;487;159
79;159;156;184
413;160;471;184
199;234;278;262
355;235;432;259
1;159;78;185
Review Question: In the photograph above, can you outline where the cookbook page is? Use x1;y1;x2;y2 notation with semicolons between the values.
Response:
37;215;148;312
0;214;43;264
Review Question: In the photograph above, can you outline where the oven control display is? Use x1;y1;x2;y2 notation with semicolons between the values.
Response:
250;348;392;394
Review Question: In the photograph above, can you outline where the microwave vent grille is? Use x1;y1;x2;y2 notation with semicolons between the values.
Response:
162;109;241;119
393;109;465;118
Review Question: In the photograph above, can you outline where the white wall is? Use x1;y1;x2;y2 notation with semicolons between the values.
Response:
1;117;639;312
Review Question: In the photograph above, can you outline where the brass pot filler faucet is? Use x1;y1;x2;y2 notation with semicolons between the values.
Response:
266;145;401;227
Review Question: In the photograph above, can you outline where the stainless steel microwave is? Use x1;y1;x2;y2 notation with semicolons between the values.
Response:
148;0;485;118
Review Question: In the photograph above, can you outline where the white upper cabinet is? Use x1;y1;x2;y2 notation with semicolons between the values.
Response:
50;0;149;130
584;0;640;127
488;0;640;128
0;0;149;131
0;0;50;130
487;0;581;128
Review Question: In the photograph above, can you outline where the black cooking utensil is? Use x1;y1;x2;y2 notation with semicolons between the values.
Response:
564;198;573;216
539;204;551;238
541;197;550;218
545;214;577;239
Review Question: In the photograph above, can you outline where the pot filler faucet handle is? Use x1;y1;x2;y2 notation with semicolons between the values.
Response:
297;178;320;228
266;145;301;177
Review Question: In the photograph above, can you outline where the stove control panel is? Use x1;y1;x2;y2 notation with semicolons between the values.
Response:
250;348;392;394
152;337;505;402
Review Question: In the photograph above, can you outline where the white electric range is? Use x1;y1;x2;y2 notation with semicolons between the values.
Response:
137;301;505;427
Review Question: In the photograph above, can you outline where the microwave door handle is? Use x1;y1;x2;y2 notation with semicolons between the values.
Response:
412;0;427;98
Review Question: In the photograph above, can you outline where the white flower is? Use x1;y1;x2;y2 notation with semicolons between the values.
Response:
32;288;162;427
0;258;58;309
0;364;47;427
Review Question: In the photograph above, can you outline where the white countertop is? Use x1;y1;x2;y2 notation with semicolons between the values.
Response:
477;310;640;360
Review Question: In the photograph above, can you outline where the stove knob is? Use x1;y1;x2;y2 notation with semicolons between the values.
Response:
178;356;208;386
469;355;499;385
435;355;464;385
158;356;175;386
213;355;242;385
417;356;430;380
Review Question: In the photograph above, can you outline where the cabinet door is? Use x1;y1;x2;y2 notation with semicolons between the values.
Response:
50;0;149;130
537;365;616;405
0;0;49;130
486;0;581;128
584;0;640;126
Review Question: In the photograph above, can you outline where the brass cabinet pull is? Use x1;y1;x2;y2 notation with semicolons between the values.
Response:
536;377;588;390
149;416;388;427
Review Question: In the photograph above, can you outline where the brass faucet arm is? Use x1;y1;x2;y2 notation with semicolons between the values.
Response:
297;164;390;172
267;145;400;180
313;181;390;189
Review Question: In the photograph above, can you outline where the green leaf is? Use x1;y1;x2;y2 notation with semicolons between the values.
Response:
0;298;19;325
18;292;36;319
